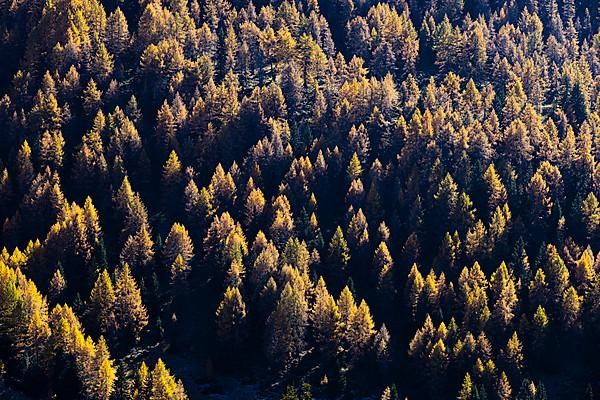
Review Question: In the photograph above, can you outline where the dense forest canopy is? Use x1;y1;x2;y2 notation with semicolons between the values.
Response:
0;0;599;398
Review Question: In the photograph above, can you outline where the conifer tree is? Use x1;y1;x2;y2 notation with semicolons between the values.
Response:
91;42;114;83
30;90;62;133
347;299;375;361
245;187;266;226
106;7;130;55
114;264;148;343
83;79;103;115
310;277;340;354
161;151;183;208
434;173;459;230
532;305;549;349
270;195;295;247
251;242;279;294
328;226;350;280
580;192;600;240
405;263;425;320
120;224;155;272
526;172;552;226
347;153;363;181
134;361;150;400
163;222;194;273
483;163;507;215
545;244;569;305
267;283;308;368
337;285;357;347
497;371;512;400
49;268;67;304
170;255;189;284
374;241;395;297
88;336;117;400
528;268;548;307
573;249;595;297
457;372;473;400
88;270;116;335
560;286;581;329
39;130;65;170
147;359;188;400
503;331;524;375
215;286;247;346
16;140;34;193
491;262;518;328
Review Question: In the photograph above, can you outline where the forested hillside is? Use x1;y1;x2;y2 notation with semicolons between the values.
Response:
0;0;599;398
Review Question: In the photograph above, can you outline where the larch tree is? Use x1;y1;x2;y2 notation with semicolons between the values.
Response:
310;277;340;354
327;226;350;284
105;7;130;55
267;282;308;368
483;164;507;213
347;153;363;181
244;187;266;225
147;359;188;400
82;79;103;115
545;244;570;306
120;224;155;272
560;286;582;329
161;151;184;210
87;336;117;400
532;305;549;350
49;268;67;304
163;222;194;279
16;140;34;193
88;270;116;336
496;371;512;400
337;285;357;348
503;331;524;375
270;194;295;247
405;263;425;320
114;264;148;343
490;262;518;328
215;285;248;346
347;299;375;361
374;241;395;298
457;372;473;400
580;192;600;240
39;130;65;170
